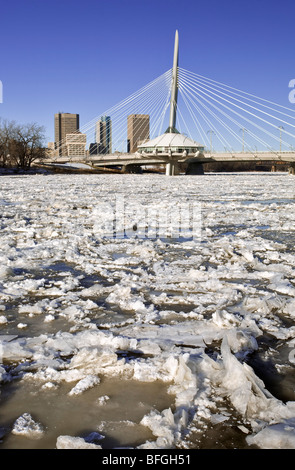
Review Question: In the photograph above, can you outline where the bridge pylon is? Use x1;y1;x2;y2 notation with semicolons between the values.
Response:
167;30;179;133
166;30;179;176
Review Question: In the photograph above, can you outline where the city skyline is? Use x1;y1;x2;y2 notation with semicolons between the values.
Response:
54;112;151;156
0;0;295;146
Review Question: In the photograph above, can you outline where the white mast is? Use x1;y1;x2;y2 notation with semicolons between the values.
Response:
168;30;179;132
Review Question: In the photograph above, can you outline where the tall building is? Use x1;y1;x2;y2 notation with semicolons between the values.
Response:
47;142;56;158
66;133;87;156
95;116;112;154
127;114;150;153
89;143;100;156
54;113;80;156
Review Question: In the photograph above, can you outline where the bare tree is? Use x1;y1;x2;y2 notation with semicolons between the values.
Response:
0;119;18;167
12;123;46;168
0;120;46;169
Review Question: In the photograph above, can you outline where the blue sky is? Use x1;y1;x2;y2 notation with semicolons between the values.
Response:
0;0;295;145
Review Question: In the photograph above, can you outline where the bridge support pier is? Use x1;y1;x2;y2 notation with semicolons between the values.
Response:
166;162;179;176
123;164;142;174
289;163;295;175
185;162;204;175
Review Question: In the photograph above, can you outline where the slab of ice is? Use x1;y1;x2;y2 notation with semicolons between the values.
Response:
246;421;295;449
68;375;100;396
12;413;44;439
56;435;102;449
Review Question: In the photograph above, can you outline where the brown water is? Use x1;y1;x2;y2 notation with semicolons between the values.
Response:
0;376;174;449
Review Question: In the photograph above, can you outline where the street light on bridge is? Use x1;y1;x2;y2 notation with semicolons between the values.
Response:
278;126;284;152
239;128;247;153
207;130;215;153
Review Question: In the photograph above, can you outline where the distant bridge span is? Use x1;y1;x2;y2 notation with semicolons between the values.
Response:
42;150;295;174
202;151;295;163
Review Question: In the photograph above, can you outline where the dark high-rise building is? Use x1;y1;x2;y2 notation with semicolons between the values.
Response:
95;116;112;154
54;113;80;156
127;114;150;153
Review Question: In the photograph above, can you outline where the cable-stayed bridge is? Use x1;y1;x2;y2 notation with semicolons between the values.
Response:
44;31;295;175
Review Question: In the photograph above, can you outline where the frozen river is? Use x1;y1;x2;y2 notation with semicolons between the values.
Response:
0;172;295;449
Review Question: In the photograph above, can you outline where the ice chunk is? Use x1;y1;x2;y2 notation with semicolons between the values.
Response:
212;309;240;328
0;365;7;382
12;413;44;439
140;408;176;448
283;299;295;318
84;431;105;443
225;329;258;356
41;382;58;390
246;421;295;449
97;395;110;406
68;375;100;396
56;435;102;449
220;335;270;416
1;338;33;362
61;305;87;322
80;284;104;297
211;413;230;424
44;314;55;322
19;303;45;315
0;266;13;279
68;345;118;371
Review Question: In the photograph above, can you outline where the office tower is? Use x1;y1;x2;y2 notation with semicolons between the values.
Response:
95;116;112;154
47;142;56;158
54;113;80;156
89;143;99;155
127;114;150;153
65;133;87;156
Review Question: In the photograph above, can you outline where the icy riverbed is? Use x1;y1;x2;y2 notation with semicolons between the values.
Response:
0;172;295;449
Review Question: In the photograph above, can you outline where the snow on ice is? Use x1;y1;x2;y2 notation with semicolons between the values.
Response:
0;172;295;449
12;413;44;439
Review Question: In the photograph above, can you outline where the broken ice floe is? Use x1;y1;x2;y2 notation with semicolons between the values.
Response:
1;173;295;449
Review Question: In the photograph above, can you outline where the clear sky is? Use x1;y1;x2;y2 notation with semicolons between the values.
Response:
1;0;295;144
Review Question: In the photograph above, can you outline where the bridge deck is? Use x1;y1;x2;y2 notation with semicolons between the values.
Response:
44;151;295;168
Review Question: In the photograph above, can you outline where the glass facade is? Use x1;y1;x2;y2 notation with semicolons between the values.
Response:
139;146;204;154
